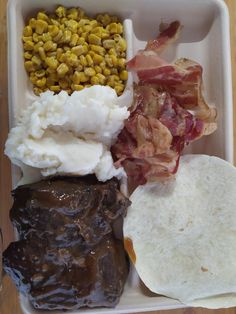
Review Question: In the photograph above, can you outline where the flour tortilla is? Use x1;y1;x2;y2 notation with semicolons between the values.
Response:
124;155;236;308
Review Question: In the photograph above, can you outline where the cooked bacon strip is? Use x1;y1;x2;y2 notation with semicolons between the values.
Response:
112;21;217;187
146;20;182;53
138;58;217;125
112;86;205;186
126;21;181;71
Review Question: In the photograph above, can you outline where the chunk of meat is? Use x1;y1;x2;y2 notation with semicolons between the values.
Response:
3;176;130;310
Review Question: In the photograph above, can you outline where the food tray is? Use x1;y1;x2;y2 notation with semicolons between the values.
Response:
7;0;233;313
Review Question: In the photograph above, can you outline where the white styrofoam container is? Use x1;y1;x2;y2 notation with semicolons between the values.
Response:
7;0;233;313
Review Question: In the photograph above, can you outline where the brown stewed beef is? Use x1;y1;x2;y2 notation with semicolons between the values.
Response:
3;176;130;310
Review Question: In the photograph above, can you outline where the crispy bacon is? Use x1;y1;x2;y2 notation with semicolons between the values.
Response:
146;21;182;53
112;86;206;186
112;21;217;187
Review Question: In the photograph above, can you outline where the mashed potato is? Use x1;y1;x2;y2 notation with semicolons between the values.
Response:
5;86;130;182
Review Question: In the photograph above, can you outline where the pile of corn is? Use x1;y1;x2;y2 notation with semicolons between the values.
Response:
22;6;128;95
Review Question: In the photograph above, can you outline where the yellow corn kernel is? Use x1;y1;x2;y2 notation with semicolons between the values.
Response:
117;38;127;52
111;68;118;75
72;71;81;84
90;20;98;28
58;52;65;63
100;61;106;70
57;63;69;76
63;30;72;43
82;25;92;33
29;18;37;29
23;26;33;37
41;32;52;42
110;54;117;67
79;72;89;83
100;31;110;39
35;19;48;35
110;74;120;81
35;69;45;78
90;76;100;85
32;55;42;67
90;45;105;55
71;45;84;56
82;44;88;54
77;37;85;45
114;84;124;95
55;6;67;18
50;18;60;26
43;41;57;52
71;84;84;91
92;53;103;65
105;55;113;67
49;85;61;92
76;64;83;72
32;33;39;43
91;26;103;36
116;23;123;34
103;39;115;49
120;52;126;58
24;52;32;60
56;48;63;59
47;67;56;74
45;57;59;69
106;23;118;34
78;18;90;27
101;14;111;27
106;80;115;88
22;36;33;43
60;17;67;24
70;33;79;47
86;54;93;66
108;48;116;55
94;65;102;74
33;41;44;52
29;73;38;84
37;11;49;21
88;50;95;57
79;55;87;66
36;77;46;87
53;30;63;42
103;68;111;76
59;79;69;89
38;47;46;60
81;32;88;40
84;67;96;77
117;58;126;68
33;87;43;95
65;19;78;33
88;34;101;45
96;73;106;84
67;8;78;20
120;70;128;81
23;41;34;51
65;53;78;67
48;25;59;37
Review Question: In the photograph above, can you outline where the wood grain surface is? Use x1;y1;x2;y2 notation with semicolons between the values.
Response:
0;0;236;313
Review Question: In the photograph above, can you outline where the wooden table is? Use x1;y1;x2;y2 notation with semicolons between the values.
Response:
0;0;236;313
